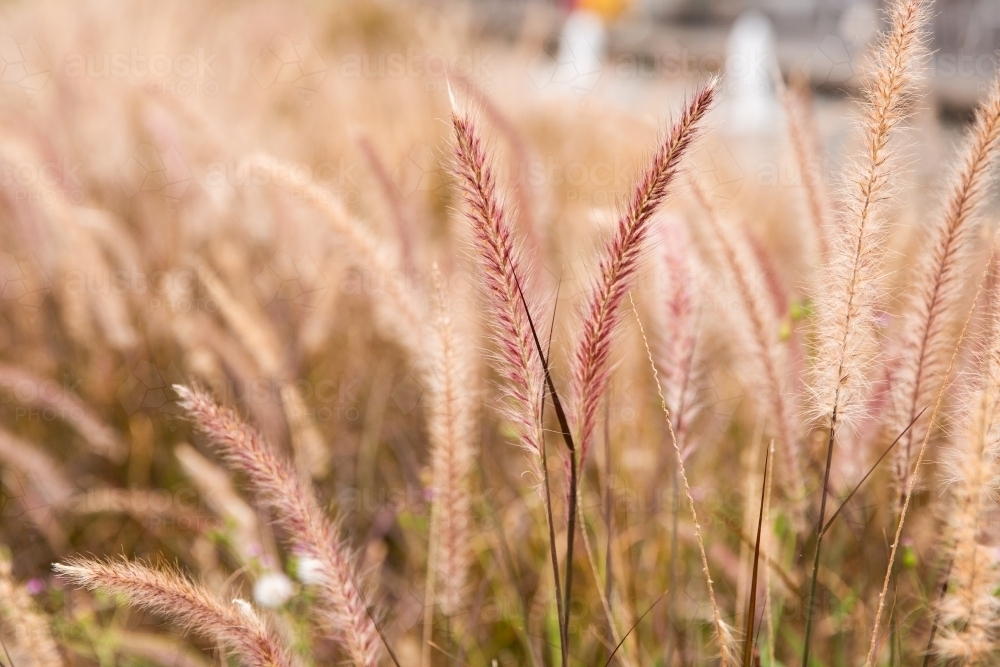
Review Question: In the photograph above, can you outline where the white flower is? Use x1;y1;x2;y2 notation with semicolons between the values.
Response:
252;572;294;608
296;557;325;586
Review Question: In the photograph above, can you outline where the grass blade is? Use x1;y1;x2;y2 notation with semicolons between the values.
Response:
541;275;571;665
821;406;927;538
802;406;837;667
921;557;953;667
511;269;573;451
603;592;668;667
0;630;14;667
743;440;771;667
512;268;580;658
604;397;614;645
538;367;566;664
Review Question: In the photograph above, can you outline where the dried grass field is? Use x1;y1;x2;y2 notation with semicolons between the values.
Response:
1;0;1000;665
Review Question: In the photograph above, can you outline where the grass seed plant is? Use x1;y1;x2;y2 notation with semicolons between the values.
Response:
2;0;1000;664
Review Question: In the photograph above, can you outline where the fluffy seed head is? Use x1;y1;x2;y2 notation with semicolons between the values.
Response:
888;72;1000;501
571;80;716;464
55;558;293;667
651;217;701;446
450;95;546;481
176;385;382;667
809;0;929;430
425;264;477;616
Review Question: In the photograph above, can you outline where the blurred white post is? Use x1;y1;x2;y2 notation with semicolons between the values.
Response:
724;10;778;137
552;9;606;94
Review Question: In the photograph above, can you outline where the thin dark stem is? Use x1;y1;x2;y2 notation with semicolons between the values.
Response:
802;406;838;667
603;592;668;667
354;572;400;667
665;446;680;667
822;407;927;537
743;442;771;667
512;268;577;665
540;437;567;664
603;397;614;657
543;277;569;666
0;625;14;667
755;592;768;658
536;346;566;662
922;555;954;666
446;615;455;667
511;271;574;451
565;449;578;656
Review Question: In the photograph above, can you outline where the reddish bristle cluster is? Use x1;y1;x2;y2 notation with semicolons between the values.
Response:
571;81;716;464
450;103;546;477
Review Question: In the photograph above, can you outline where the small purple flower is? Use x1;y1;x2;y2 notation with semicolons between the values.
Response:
26;577;45;594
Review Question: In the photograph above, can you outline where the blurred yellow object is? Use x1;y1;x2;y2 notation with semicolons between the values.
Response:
579;0;629;21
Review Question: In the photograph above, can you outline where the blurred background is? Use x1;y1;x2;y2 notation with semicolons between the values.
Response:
0;0;996;664
478;0;997;108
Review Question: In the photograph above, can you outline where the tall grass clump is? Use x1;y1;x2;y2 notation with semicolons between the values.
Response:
804;0;929;662
7;0;1000;664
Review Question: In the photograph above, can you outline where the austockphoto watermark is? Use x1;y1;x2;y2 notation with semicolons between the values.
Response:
64;48;220;95
750;156;833;188
6;405;85;424
534;156;631;203
0;253;50;308
1;158;85;205
933;52;997;80
60;268;217;313
65;487;223;532
338;48;494;81
204;159;361;203
613;48;773;86
613;49;721;80
0;376;83;420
